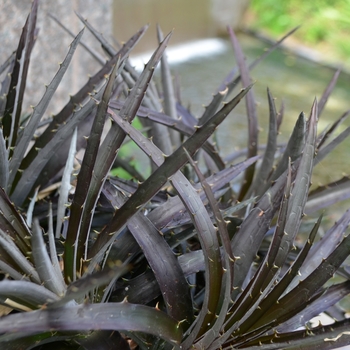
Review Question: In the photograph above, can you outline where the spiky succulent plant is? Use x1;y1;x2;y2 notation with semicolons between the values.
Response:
1;1;350;349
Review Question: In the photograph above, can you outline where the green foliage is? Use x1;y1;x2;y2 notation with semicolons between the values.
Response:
249;0;350;63
1;1;350;349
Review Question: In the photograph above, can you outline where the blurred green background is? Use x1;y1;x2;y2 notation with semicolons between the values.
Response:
247;0;350;68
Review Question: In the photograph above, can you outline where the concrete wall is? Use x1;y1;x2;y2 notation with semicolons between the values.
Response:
211;0;250;35
113;0;250;52
0;0;249;114
0;0;113;115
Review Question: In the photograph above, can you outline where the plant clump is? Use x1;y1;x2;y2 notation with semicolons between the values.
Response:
1;1;350;349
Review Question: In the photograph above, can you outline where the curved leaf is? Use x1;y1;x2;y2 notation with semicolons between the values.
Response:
267;111;306;187
55;127;77;238
31;219;65;296
64;61;122;282
90;85;251;257
277;280;350;332
0;280;59;310
228;27;258;200
274;99;317;268
0;229;40;284
0;129;9;189
0;187;31;254
306;176;350;214
103;180;193;328
249;88;277;197
0;302;183;347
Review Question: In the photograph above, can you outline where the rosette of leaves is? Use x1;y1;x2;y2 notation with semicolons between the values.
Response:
1;1;350;349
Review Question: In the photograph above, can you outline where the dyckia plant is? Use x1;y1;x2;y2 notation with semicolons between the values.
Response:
1;1;350;349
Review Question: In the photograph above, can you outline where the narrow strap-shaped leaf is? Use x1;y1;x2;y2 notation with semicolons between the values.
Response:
34;112;96;194
125;88;174;158
227;162;292;335
200;156;259;197
290;208;350;290
0;280;59;310
89;85;251;258
274;100;317;269
249;88;278;197
266;112;306;188
232;270;281;341
229;167;288;302
51;262;129;308
316;109;350;150
184;148;234;273
103;179;194;328
241;318;350;349
109;100;190;135
127;211;194;328
64;62;121;282
305;176;350;214
55;127;77;238
277;98;285;131
0;229;40;283
0;54;15;120
8;0;38;151
49;13;106;64
132;30;176;156
277;280;350;332
75;12;118;57
32;219;66;296
259;230;350;329
262;160;292;277
2;0;38;143
318;69;341;118
0;215;29;259
8;29;84;191
242;215;321;332
184;149;233;348
0;261;28;281
314;124;350;166
25;186;38;228
0;129;9;189
172;169;222;343
146;156;258;230
228;27;258;200
157;24;181;149
287;319;350;350
0;187;31;253
0;302;183;347
47;203;65;285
